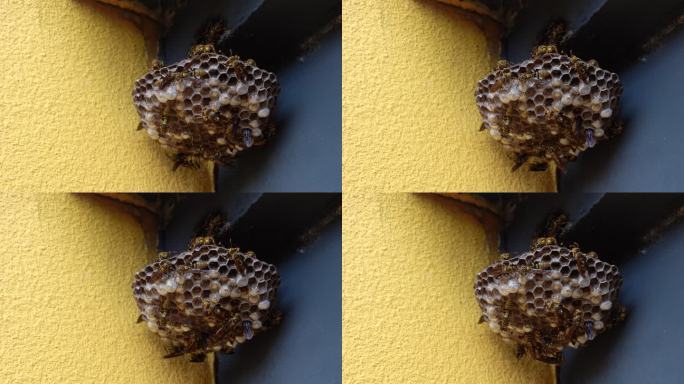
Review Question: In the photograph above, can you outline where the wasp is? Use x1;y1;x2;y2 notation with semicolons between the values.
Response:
201;108;222;123
158;110;173;133
571;247;588;275
233;61;247;81
229;249;246;274
543;20;568;47
570;55;590;81
495;59;510;70
489;78;504;93
151;59;164;71
533;237;557;248
189;44;215;57
518;264;532;275
190;236;215;248
157;258;176;275
532;44;558;58
499;309;512;330
511;154;530;172
175;264;191;275
172;153;203;171
155;69;193;89
164;346;187;359
540;212;570;240
529;161;550;172
519;71;535;82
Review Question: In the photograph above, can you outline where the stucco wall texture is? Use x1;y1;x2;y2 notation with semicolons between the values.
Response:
0;193;212;383
342;0;555;192
343;193;554;383
0;0;213;192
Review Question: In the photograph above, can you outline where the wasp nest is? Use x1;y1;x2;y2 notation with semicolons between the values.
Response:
474;238;623;364
132;45;279;168
132;242;280;360
475;46;622;171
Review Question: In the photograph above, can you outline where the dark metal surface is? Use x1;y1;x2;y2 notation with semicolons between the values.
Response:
561;194;684;263
218;0;341;71
216;218;341;384
503;0;607;62
562;215;684;383
497;192;604;252
560;31;684;192
216;28;342;193
161;0;264;62
563;0;684;72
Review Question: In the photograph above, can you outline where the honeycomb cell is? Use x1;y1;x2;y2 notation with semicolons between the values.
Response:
475;46;623;171
474;238;623;364
132;244;280;359
132;46;280;168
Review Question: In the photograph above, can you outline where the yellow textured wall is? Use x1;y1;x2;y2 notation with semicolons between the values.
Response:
0;0;213;192
343;193;554;383
342;0;555;192
0;193;213;383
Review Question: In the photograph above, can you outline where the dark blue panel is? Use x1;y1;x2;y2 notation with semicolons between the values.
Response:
561;221;684;383
504;0;606;62
216;219;341;384
561;0;684;72
560;31;684;192
216;28;342;193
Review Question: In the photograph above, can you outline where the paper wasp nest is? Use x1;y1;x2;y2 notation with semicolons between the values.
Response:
132;243;280;359
132;46;279;167
475;46;622;171
474;238;623;364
